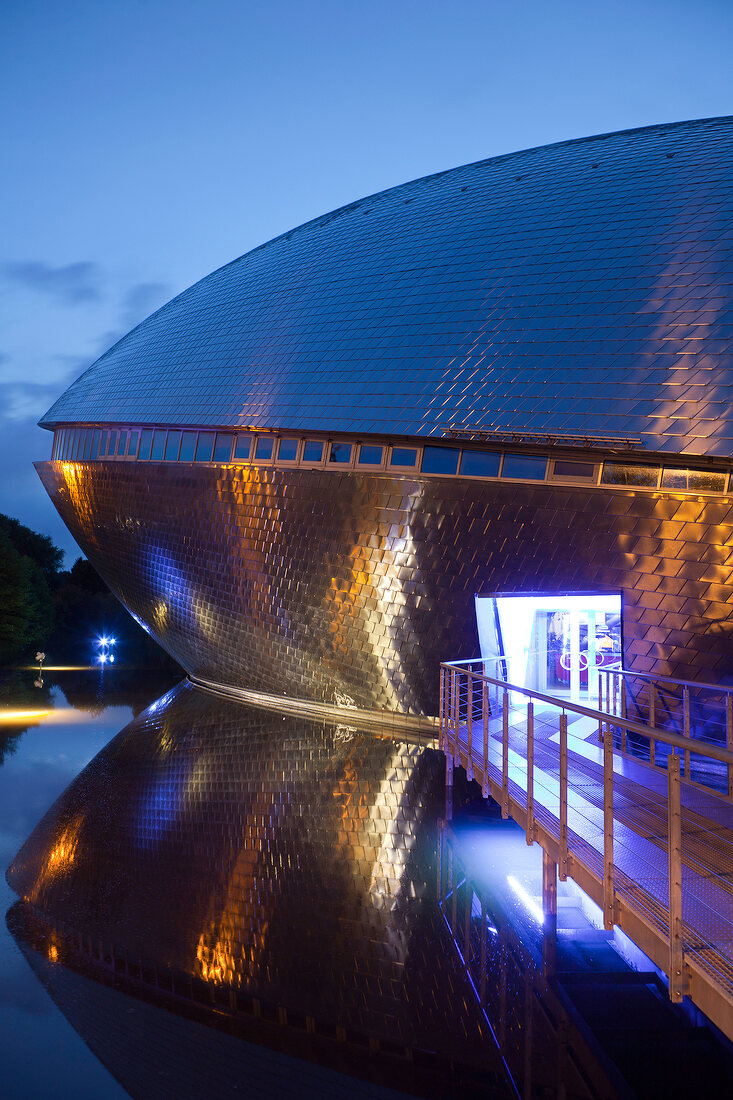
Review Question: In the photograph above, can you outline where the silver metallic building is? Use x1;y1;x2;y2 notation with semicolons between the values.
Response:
37;116;733;716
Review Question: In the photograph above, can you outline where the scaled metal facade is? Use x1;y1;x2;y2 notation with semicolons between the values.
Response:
42;117;733;456
38;459;733;714
36;117;733;713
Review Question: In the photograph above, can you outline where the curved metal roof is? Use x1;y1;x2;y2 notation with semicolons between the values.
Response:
42;116;733;457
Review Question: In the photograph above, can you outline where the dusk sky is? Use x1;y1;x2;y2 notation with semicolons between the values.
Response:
2;0;732;562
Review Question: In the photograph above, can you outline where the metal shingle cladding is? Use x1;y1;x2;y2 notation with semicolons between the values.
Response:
36;459;733;712
41;116;733;457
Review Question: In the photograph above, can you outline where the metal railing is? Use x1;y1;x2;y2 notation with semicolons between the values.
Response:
439;658;733;1024
479;656;733;797
598;666;733;796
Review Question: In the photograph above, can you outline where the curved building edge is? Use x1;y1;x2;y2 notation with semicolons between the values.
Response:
36;453;733;716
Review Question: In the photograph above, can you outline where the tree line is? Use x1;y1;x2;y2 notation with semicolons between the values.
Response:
0;513;178;669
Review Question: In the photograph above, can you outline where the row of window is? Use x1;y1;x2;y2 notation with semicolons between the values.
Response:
51;425;729;495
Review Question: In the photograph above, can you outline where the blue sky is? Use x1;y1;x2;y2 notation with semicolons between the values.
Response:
2;0;732;562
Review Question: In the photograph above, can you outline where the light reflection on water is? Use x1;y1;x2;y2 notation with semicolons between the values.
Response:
0;668;163;1100
3;673;733;1098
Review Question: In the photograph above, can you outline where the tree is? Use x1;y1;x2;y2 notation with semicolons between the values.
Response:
0;514;64;584
0;529;53;663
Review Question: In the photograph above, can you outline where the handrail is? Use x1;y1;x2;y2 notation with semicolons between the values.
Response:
454;654;733;700
603;665;733;698
441;659;733;767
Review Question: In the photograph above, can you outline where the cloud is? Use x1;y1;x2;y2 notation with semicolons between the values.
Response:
3;261;103;305
0;360;86;423
0;413;81;563
94;281;170;356
120;280;169;329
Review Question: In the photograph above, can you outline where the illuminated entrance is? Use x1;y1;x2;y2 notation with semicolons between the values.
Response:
475;593;622;705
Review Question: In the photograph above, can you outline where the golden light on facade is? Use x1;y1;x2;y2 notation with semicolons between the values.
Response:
26;817;83;905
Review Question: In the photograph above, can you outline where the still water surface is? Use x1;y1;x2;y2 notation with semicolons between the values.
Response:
0;670;150;1099
2;668;732;1099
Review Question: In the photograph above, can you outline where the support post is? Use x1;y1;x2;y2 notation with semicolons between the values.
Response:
683;686;690;778
526;701;535;845
620;678;627;753
542;850;557;976
667;752;687;1002
603;716;614;930
597;671;604;742
464;879;472;967
727;693;733;799
439;665;445;752
451;666;458;762
523;967;533;1100
482;680;489;799
466;672;473;781
559;713;568;881
479;901;487;1006
502;688;509;819
445;753;453;822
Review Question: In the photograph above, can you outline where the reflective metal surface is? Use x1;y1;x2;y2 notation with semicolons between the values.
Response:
37;460;733;714
41;117;733;458
6;682;510;1096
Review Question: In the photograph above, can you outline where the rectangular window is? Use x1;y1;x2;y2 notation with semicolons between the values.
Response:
254;435;274;461
74;429;85;460
82;429;93;460
460;450;500;478
118;430;129;457
277;437;299;462
164;430;182;460
233;434;251;461
390;447;418;468
302;440;324;463
195;432;215;461
127;428;139;458
92;428;102;458
150;430;167;461
138;428;154;460
552;459;596;479
213;432;234;462
601;463;659;488
358;444;383;465
422;445;461;475
179;431;197;461
661;468;726;493
501;454;548;480
329;442;352;464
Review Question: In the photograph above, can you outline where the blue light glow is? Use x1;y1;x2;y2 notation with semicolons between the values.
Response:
507;875;544;924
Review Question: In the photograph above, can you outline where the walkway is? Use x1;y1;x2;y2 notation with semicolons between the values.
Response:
439;661;733;1042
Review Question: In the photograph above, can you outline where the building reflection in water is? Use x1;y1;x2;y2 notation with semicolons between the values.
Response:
6;682;625;1098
